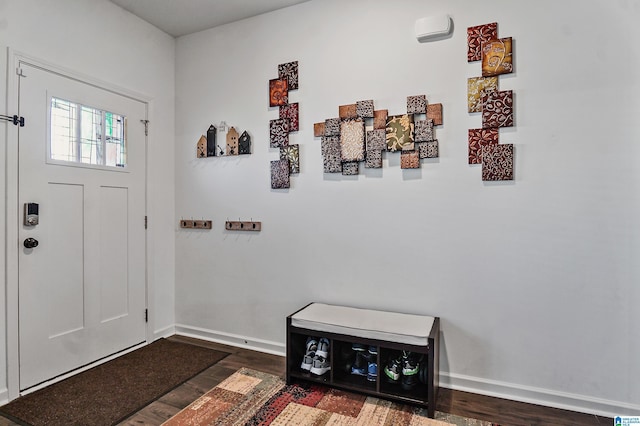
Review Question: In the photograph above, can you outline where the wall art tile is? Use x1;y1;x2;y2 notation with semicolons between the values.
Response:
407;95;427;114
340;119;365;162
468;76;498;113
356;99;374;118
271;159;291;189
400;150;420;169
314;122;325;137
365;149;383;168
482;90;513;128
269;118;290;148
278;61;299;90
238;131;251;155
467;22;497;62
279;103;299;132
280;144;300;174
373;109;388;130
269;78;288;107
339;104;358;120
481;143;514;181
324;118;340;136
386;114;414;152
414;119;434;142
482;37;513;77
366;129;386;152
417;140;439;159
342;161;359;176
321;136;342;173
426;103;443;126
468;128;499;164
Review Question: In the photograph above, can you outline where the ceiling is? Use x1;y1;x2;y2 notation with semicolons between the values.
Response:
109;0;311;37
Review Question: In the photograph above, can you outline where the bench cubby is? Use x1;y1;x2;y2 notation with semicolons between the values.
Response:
286;303;440;418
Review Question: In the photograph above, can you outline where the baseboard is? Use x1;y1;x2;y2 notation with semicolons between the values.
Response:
440;372;639;418
0;387;8;406
174;324;286;356
154;324;175;340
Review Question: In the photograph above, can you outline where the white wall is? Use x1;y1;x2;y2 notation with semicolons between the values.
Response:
175;0;639;416
0;0;176;400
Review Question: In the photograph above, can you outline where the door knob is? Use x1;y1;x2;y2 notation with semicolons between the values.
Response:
24;238;39;249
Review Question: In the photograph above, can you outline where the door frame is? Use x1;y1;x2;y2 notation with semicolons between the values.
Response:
5;49;152;400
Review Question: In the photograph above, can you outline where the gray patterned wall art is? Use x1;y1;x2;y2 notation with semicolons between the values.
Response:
314;95;444;177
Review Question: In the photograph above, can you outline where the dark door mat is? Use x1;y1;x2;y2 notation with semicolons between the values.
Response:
0;338;229;425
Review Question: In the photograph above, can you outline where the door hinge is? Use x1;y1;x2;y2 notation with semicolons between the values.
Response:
145;309;148;323
141;119;149;136
145;215;148;229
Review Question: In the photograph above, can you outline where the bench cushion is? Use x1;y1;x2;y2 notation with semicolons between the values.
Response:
290;303;435;346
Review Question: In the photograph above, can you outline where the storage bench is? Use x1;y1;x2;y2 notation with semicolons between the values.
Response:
286;303;440;417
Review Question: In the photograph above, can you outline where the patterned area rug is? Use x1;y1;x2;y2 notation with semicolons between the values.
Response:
164;368;495;426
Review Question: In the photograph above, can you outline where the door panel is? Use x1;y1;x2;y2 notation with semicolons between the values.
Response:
17;62;147;390
99;186;129;322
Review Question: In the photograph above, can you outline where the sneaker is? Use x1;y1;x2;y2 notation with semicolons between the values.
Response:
401;351;422;388
316;337;330;359
368;346;378;355
309;355;330;375
300;337;317;371
350;352;367;376
352;342;367;352
384;355;402;382
367;361;378;382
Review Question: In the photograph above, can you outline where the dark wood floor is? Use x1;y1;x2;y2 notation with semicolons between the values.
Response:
0;336;613;425
122;336;611;426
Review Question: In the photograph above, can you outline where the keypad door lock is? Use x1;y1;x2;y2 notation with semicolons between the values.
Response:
24;203;39;226
24;238;39;249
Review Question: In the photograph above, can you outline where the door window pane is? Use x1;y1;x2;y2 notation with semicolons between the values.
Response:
50;97;126;168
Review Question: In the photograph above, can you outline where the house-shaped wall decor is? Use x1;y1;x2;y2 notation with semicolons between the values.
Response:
226;127;239;156
197;135;207;158
206;125;217;157
238;131;251;155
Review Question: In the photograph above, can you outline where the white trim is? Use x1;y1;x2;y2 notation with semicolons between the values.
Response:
6;46;20;401
440;371;640;418
0;387;8;406
174;324;286;356
13;51;151;104
154;324;176;340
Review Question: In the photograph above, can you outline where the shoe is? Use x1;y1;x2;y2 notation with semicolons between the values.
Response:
316;337;330;359
352;342;367;352
350;352;367;376
401;351;422;389
309;355;330;375
368;346;378;355
367;361;378;382
300;337;317;371
383;355;402;382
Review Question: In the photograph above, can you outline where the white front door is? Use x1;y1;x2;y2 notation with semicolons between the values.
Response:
17;61;147;390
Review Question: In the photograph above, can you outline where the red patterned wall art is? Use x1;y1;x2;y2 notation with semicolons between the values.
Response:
468;128;499;164
467;22;516;181
467;22;497;62
482;90;513;128
269;78;288;107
